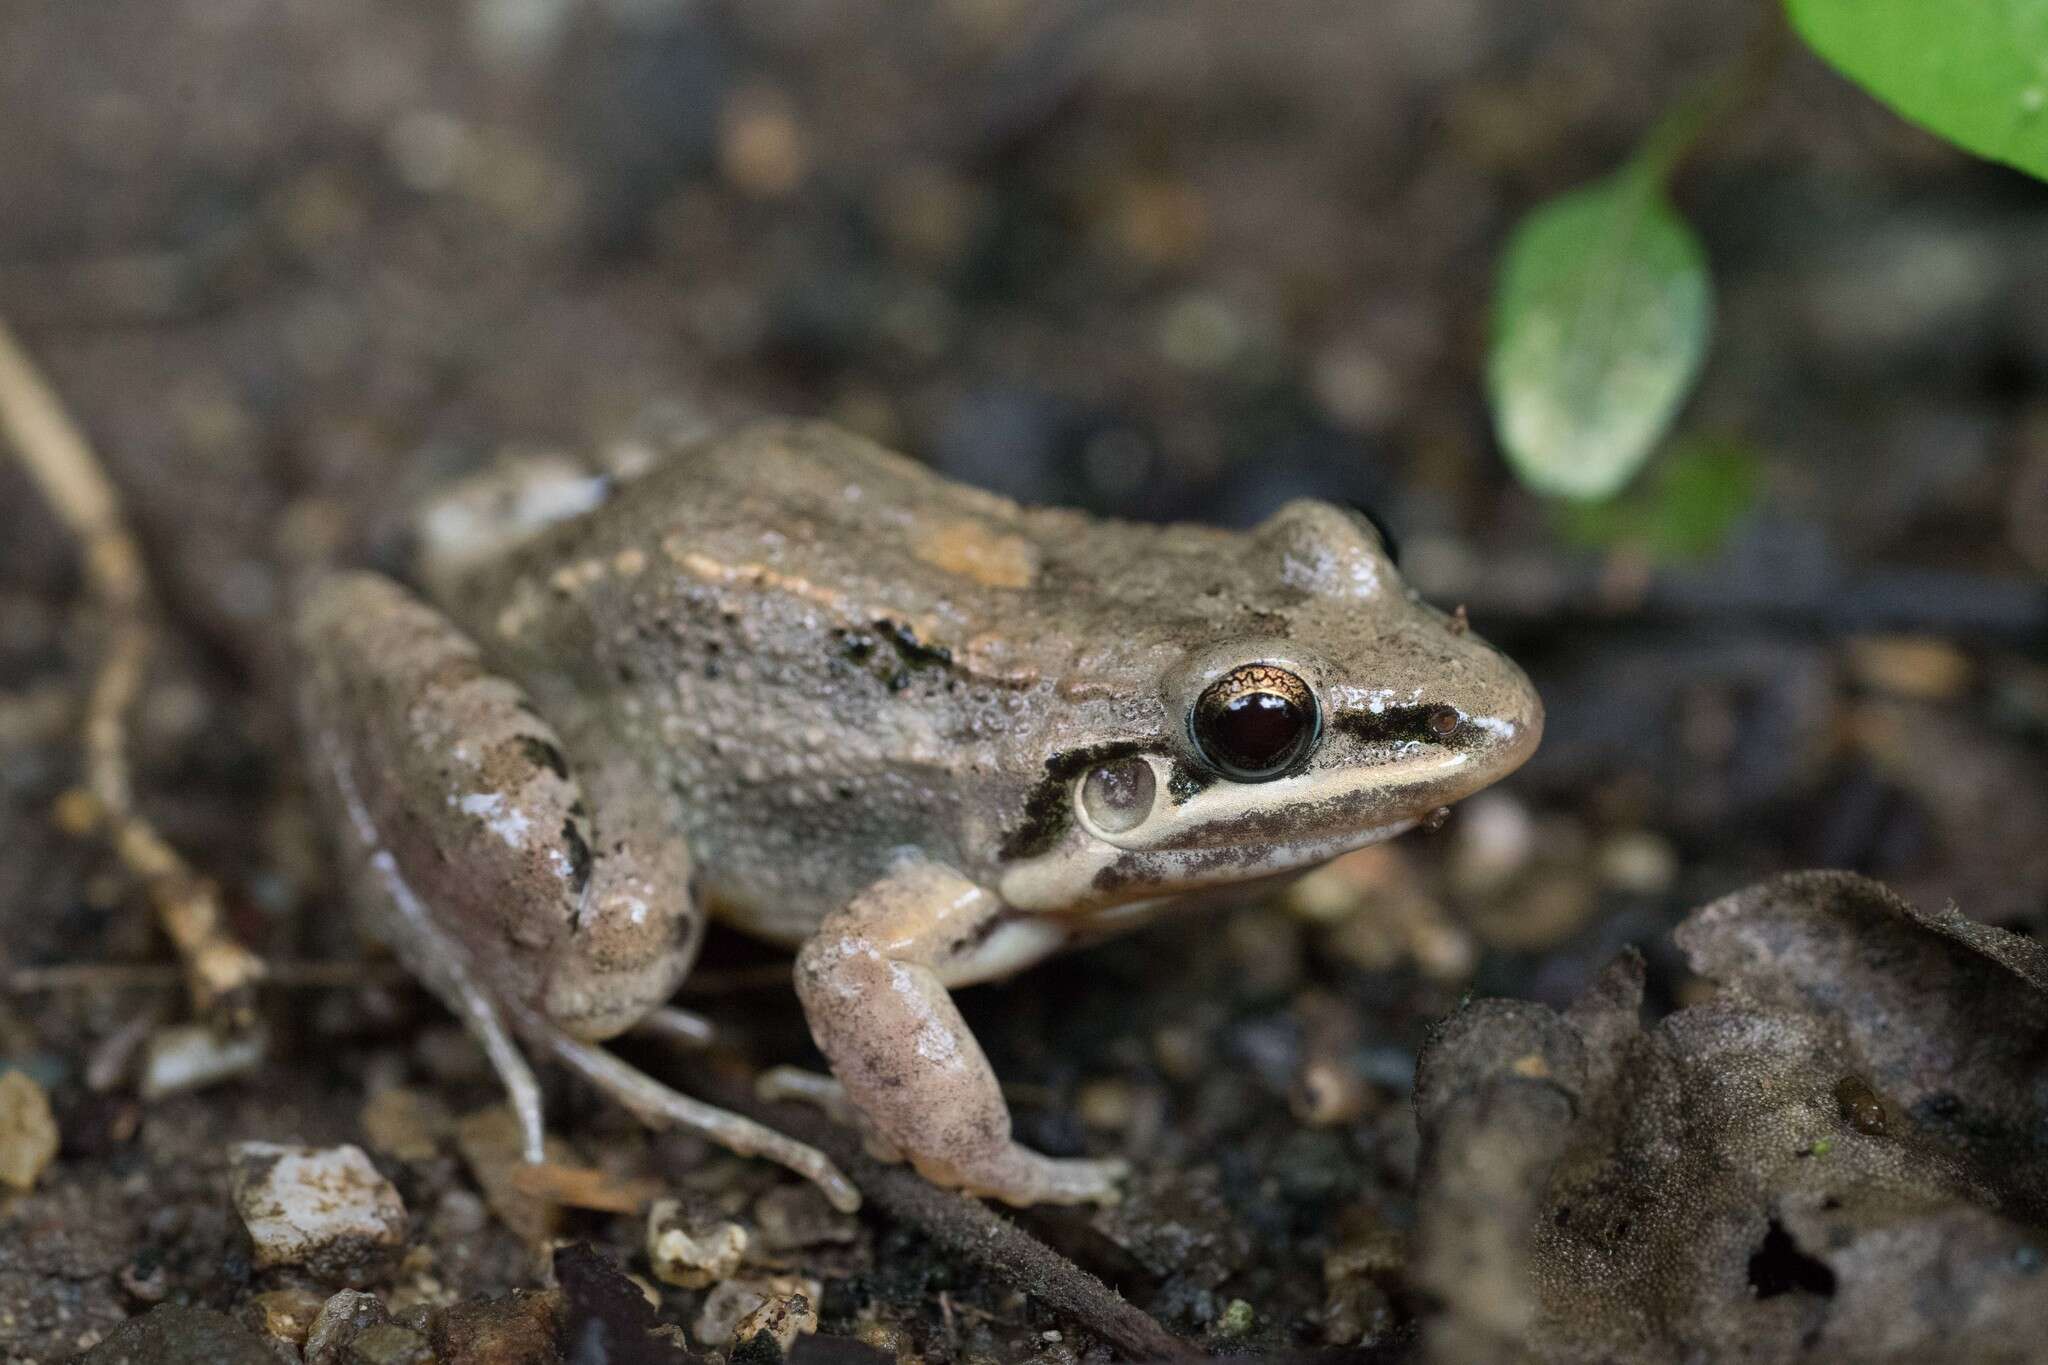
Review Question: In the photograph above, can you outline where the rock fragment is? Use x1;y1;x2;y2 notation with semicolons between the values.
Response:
77;1304;277;1365
753;1182;859;1253
304;1290;389;1365
248;1287;329;1347
695;1275;821;1349
733;1288;818;1357
427;1289;563;1365
229;1142;407;1283
344;1320;435;1365
0;1067;60;1191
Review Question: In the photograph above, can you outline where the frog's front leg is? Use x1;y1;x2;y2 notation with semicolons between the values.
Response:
297;572;857;1211
794;862;1129;1207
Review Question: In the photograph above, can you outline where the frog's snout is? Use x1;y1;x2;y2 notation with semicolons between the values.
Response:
1332;628;1543;819
1448;654;1543;791
1417;646;1540;806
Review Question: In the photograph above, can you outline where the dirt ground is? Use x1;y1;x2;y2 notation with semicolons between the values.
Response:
2;2;2045;1362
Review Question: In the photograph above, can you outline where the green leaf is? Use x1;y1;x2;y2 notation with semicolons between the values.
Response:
1487;167;1713;501
1788;0;2048;182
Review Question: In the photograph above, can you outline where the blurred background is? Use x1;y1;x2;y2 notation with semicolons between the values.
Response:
2;0;2045;1355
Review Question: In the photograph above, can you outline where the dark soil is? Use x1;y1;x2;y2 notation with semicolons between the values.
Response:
2;2;2044;1361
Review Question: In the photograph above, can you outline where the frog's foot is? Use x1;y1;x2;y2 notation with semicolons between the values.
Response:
428;890;548;1166
629;1005;716;1050
348;833;551;1164
794;861;1131;1210
755;1066;856;1125
538;1021;861;1213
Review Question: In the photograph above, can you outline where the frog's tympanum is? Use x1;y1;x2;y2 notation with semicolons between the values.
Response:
298;421;1542;1210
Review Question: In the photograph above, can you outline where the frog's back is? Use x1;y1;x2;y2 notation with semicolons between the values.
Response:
432;420;1299;941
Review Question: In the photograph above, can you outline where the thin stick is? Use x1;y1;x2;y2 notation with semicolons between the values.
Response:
679;1065;1192;1362
0;316;266;1028
4;959;405;994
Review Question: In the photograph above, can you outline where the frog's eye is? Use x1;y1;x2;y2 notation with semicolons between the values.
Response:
1191;664;1320;781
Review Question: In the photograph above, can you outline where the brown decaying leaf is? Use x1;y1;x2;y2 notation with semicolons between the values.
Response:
1412;871;2048;1365
508;1161;663;1215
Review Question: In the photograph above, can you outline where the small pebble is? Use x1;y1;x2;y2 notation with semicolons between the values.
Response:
140;1023;267;1099
648;1197;749;1288
1448;791;1535;896
249;1287;329;1346
347;1321;434;1365
229;1142;406;1283
426;1288;564;1365
1595;829;1679;895
1835;1075;1889;1136
1151;1024;1211;1082
51;786;103;837
1291;1060;1367;1128
732;1289;818;1357
0;1068;60;1191
752;1183;857;1253
76;1305;275;1365
305;1290;388;1363
1157;292;1247;372
855;1321;916;1361
720;85;806;198
694;1275;820;1348
1075;1078;1137;1133
116;1250;169;1305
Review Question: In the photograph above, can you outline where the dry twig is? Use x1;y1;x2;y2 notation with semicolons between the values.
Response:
0;316;265;1028
5;958;404;994
678;1063;1193;1362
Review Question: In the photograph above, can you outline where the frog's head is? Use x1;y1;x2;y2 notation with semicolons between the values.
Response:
997;499;1542;913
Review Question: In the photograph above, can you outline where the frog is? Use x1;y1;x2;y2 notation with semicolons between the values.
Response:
295;417;1543;1212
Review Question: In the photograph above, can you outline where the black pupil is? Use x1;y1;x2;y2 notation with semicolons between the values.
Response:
1210;692;1306;773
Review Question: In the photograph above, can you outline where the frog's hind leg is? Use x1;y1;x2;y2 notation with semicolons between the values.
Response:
297;571;857;1209
304;676;552;1163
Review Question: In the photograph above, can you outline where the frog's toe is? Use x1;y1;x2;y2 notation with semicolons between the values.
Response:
941;1148;1131;1208
755;1065;851;1119
755;1067;907;1162
542;1027;862;1213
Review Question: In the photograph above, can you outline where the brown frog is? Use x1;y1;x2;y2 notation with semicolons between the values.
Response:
297;419;1542;1210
